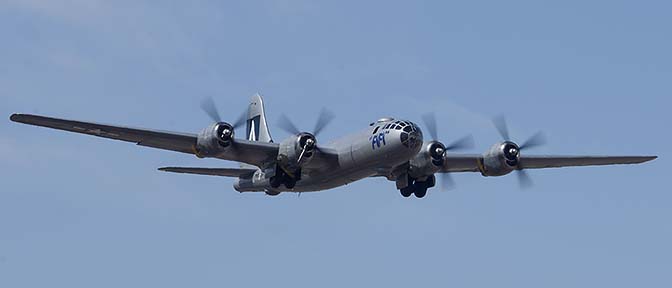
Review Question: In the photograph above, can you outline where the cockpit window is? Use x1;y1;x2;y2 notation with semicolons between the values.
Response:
372;126;380;134
384;120;420;135
398;120;421;149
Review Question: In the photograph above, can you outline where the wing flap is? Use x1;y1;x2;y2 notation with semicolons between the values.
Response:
158;167;256;178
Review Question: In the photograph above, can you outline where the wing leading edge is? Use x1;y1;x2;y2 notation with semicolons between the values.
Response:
9;113;279;167
441;154;657;173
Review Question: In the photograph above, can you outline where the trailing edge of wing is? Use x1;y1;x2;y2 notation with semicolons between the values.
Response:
158;167;257;178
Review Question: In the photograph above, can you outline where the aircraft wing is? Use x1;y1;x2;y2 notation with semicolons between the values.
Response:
9;114;279;167
158;167;257;178
441;154;657;173
302;146;341;172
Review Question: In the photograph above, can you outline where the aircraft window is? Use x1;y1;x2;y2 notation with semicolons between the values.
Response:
372;126;380;134
395;126;402;130
384;124;390;129
403;126;412;132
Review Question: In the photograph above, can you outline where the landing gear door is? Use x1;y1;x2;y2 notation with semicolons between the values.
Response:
396;173;409;189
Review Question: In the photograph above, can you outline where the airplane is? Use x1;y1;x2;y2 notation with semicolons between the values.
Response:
9;94;657;198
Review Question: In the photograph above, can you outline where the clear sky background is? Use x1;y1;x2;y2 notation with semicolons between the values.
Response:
1;1;669;287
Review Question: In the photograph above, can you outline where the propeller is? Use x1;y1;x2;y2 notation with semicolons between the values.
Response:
439;172;456;191
313;109;335;137
201;97;222;123
200;97;247;129
492;116;547;148
277;114;300;135
421;113;475;150
278;108;335;138
277;108;335;164
492;116;547;188
516;169;533;189
421;113;475;190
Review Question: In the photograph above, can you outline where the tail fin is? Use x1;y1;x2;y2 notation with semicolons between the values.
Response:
245;93;273;143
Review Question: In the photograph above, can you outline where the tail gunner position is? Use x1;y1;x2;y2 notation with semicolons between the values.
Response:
10;94;657;198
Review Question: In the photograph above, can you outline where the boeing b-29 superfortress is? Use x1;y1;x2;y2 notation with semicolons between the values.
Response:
10;94;656;198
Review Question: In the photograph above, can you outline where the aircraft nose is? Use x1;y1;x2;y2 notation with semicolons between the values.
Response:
399;121;423;150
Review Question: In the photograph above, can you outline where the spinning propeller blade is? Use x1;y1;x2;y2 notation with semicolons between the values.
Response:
422;112;475;190
516;169;533;189
201;97;222;123
445;135;475;151
277;114;301;135
200;97;248;129
278;108;335;137
421;113;439;141
492;115;511;141
520;131;547;150
440;173;456;191
313;108;335;137
492;115;548;188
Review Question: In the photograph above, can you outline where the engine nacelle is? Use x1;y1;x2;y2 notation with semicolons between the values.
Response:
195;122;235;158
408;141;446;180
276;133;317;174
479;141;520;176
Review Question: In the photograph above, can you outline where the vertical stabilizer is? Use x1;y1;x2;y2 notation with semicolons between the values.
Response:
246;93;273;143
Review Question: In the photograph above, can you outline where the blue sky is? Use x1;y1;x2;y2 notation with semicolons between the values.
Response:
1;1;669;287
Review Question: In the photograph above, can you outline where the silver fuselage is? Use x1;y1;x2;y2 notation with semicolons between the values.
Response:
235;119;423;193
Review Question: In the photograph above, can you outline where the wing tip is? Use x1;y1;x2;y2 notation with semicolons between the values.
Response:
158;167;186;174
9;113;22;122
629;156;657;164
9;113;36;124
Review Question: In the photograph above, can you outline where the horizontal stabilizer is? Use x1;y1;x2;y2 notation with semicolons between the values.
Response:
158;167;256;178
